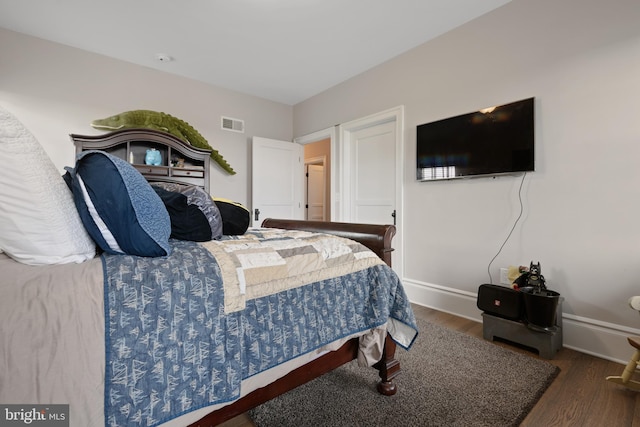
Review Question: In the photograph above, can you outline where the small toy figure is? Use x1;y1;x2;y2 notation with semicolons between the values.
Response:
513;261;546;292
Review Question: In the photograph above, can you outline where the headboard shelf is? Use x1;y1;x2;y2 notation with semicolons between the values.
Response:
70;128;211;193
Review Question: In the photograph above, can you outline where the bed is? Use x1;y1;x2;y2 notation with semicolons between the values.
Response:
0;120;417;427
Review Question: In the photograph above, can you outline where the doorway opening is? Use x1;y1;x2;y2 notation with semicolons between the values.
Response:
305;155;327;221
295;127;336;221
303;138;330;221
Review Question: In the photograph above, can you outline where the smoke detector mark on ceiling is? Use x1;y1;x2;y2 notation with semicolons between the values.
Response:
154;53;173;62
221;116;244;133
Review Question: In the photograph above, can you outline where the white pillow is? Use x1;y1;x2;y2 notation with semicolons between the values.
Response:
0;106;96;265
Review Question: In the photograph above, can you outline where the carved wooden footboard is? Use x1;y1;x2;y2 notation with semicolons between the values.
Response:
189;219;400;426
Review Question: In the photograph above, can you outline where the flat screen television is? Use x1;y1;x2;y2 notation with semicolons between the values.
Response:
416;97;534;181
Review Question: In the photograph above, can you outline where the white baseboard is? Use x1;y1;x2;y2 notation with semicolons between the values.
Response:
403;279;639;364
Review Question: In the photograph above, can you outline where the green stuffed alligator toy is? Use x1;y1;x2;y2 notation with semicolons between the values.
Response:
91;110;236;175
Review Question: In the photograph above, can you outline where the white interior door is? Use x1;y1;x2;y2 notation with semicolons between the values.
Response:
348;121;396;225
306;164;325;221
252;137;304;226
339;106;403;275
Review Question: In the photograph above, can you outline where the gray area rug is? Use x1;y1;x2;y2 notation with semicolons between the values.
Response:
249;317;559;427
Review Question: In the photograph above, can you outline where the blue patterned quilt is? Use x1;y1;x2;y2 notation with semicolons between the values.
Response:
102;232;417;427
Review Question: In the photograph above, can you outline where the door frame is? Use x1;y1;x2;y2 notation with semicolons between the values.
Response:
338;105;404;276
304;157;326;221
294;126;337;220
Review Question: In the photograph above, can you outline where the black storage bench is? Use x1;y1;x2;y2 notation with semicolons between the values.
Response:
477;284;563;359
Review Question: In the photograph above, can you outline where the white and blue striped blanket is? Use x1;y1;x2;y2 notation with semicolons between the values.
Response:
102;229;417;427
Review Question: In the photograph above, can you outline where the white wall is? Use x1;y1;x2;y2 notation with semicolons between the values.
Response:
0;28;293;207
294;0;640;362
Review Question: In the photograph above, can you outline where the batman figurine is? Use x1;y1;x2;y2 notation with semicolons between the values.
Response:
513;261;547;291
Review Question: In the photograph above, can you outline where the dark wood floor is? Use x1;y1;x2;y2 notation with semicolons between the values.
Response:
220;304;640;427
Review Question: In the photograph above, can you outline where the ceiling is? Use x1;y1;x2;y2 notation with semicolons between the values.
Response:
0;0;510;105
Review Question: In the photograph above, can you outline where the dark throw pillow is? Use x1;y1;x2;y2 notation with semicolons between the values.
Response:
152;186;214;241
150;182;223;241
213;198;250;235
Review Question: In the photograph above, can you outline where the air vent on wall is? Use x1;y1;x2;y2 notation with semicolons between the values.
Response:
221;116;245;133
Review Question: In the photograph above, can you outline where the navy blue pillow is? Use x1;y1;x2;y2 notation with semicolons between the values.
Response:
67;151;171;257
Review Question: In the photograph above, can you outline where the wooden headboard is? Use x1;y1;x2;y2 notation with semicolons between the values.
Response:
70;128;212;193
